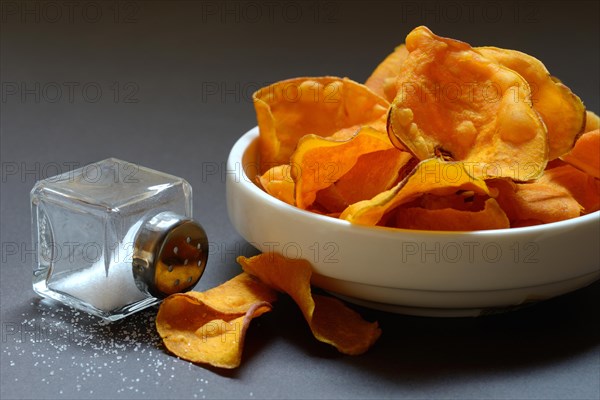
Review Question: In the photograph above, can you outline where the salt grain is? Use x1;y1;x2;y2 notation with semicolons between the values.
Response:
2;300;216;398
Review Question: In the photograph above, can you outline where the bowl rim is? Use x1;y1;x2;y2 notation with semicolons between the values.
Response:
229;126;600;239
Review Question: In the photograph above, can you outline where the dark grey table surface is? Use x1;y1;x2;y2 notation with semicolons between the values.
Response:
1;1;599;399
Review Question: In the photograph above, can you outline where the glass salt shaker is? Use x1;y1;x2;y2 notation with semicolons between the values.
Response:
30;158;209;321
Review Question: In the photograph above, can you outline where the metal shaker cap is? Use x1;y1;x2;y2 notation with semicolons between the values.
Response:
132;211;208;298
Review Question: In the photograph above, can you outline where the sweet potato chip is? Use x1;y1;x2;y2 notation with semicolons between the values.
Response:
156;273;277;369
334;149;413;204
238;253;381;355
411;189;489;211
477;47;586;160
340;158;491;226
316;148;414;213
539;162;600;214
253;77;389;172
314;184;348;214
291;126;394;209
365;44;409;101
388;26;548;181
487;178;582;226
560;129;600;179
393;198;509;231
585;111;599;132
258;164;295;205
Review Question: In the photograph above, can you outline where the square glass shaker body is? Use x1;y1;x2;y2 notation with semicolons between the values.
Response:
31;158;192;321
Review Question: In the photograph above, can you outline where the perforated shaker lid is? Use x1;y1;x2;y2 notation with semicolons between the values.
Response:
132;212;208;298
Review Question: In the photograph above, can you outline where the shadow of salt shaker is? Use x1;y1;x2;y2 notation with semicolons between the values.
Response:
30;158;208;321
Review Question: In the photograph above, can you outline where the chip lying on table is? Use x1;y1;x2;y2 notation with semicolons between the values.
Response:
156;255;381;368
255;25;599;228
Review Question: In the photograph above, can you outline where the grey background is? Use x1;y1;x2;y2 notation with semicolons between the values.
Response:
1;1;599;399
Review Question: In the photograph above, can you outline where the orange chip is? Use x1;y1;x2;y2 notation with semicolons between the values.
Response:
315;148;414;213
340;158;491;226
253;77;389;172
585;111;599;132
258;164;295;205
314;184;348;214
560;129;600;179
156;273;277;369
393;198;509;231
538;162;600;214
334;148;413;205
365;44;409;101
487;178;582;226
291;126;394;209
477;47;586;160
388;26;548;181
411;190;490;211
238;253;381;355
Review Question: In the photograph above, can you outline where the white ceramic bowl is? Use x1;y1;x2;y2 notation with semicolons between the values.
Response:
226;127;600;316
